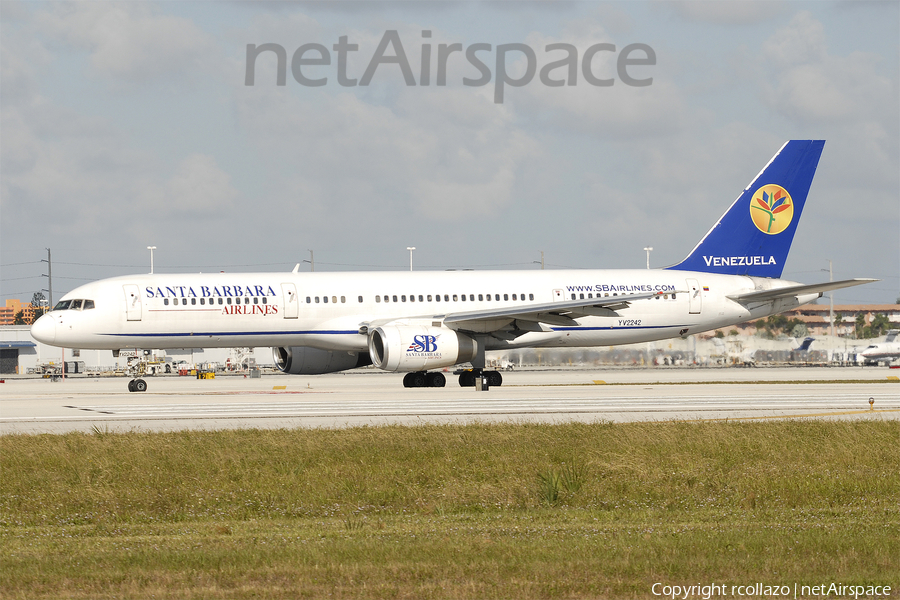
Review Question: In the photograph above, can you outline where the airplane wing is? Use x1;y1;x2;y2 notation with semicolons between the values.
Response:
727;278;878;303
442;291;671;328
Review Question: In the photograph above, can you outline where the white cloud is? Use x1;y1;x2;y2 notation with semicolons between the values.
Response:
668;1;786;25
34;2;219;84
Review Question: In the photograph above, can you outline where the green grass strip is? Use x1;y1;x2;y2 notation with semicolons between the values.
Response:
2;420;898;599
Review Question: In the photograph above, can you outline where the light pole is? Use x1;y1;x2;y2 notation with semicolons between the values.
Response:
147;246;157;274
407;247;416;271
643;246;653;269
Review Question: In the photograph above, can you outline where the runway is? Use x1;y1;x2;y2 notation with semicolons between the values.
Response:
1;367;897;434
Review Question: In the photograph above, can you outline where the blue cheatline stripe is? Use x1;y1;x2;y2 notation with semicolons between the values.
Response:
101;330;359;338
551;325;690;332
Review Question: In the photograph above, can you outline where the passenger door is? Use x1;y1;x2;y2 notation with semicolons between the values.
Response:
281;283;299;319
686;278;702;315
123;284;142;321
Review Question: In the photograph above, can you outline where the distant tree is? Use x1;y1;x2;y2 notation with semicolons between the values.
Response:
29;291;47;324
790;323;809;338
729;329;740;336
715;330;725;338
855;313;867;339
870;314;891;338
13;311;26;325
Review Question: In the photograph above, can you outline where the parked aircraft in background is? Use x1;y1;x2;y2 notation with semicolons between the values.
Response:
31;140;876;391
859;330;900;365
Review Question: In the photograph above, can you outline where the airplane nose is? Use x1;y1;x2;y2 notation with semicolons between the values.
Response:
31;314;57;344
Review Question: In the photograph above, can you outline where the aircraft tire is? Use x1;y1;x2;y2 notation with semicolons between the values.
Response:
458;371;475;387
402;373;414;388
127;379;135;392
486;371;503;387
427;372;446;388
409;372;427;388
134;379;148;392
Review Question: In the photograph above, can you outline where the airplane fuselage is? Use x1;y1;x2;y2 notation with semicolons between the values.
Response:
33;268;815;354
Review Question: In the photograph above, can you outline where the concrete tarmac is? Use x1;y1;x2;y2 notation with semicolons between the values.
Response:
1;367;897;434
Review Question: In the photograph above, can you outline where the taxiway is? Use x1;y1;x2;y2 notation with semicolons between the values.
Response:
1;367;897;434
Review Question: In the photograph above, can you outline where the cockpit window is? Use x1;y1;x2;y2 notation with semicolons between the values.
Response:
52;299;95;311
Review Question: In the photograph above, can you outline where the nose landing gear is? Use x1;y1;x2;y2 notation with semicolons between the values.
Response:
128;378;147;392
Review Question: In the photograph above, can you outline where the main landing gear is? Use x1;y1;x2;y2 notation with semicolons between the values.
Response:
457;369;503;388
401;369;504;388
402;371;446;388
128;378;148;392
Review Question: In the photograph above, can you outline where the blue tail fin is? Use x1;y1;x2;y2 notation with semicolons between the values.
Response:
666;140;824;278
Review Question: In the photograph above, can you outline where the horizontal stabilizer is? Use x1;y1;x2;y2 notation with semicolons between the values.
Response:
727;278;878;302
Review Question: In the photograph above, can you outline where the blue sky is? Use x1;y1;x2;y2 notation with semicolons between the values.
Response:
1;1;898;305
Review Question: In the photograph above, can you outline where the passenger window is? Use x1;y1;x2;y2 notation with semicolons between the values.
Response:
219;298;224;305
444;295;449;302
672;293;676;299
392;295;398;302
504;294;508;301
461;294;466;301
183;298;188;305
529;294;534;300
191;298;197;305
478;294;483;301
252;297;257;304
402;295;407;302
333;296;338;303
409;295;414;303
580;293;584;300
323;296;328;303
428;295;433;302
512;294;517;301
453;295;459;301
376;295;381;303
418;295;423;302
315;297;320;303
200;298;205;305
358;296;363;303
495;294;500;301
164;299;169;306
470;294;475;301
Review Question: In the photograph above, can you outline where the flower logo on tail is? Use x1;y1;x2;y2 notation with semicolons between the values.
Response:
750;184;793;235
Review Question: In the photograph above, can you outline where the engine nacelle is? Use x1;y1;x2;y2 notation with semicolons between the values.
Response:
368;325;477;372
273;346;371;375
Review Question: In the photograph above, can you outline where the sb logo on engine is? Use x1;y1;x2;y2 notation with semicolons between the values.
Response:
408;335;439;353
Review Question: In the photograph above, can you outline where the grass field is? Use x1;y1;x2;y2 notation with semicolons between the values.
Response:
2;420;898;599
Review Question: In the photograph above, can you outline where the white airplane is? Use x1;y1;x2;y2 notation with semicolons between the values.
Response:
859;330;900;365
32;140;876;391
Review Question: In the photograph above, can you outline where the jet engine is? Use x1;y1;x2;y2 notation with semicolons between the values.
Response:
368;325;477;372
273;346;372;375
